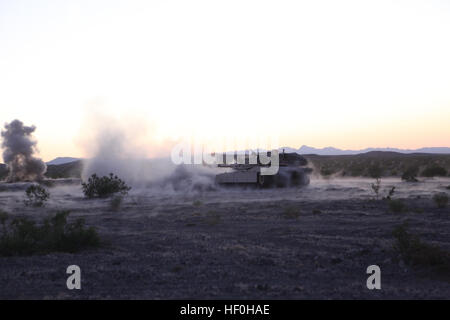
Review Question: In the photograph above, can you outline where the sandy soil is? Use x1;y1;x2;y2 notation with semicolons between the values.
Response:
0;178;449;299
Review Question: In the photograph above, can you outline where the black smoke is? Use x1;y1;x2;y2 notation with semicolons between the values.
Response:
1;119;47;182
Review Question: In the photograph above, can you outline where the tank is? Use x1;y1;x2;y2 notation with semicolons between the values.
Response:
215;151;312;188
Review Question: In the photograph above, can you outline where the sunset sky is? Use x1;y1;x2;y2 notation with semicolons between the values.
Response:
1;0;450;161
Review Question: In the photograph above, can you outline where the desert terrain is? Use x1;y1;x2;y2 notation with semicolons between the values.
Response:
0;174;449;299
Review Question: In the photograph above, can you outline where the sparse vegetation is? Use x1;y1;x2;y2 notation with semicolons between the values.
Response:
305;153;450;178
24;185;49;207
82;173;131;198
384;186;396;200
0;211;100;256
371;178;381;200
368;164;382;179
368;164;383;200
320;166;335;177
401;166;419;182
421;165;447;177
383;186;405;212
432;193;449;209
392;224;450;274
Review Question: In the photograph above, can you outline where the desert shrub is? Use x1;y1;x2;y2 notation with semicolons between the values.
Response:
388;199;406;213
401;166;419;182
349;164;364;176
384;186;396;200
421;165;447;177
82;173;131;198
368;164;382;179
320;167;334;176
392;224;450;272
0;211;100;256
433;193;449;209
370;178;381;199
24;185;50;207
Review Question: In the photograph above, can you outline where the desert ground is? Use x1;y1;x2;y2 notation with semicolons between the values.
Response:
0;175;449;300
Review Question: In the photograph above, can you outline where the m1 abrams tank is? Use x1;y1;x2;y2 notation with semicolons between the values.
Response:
215;151;312;188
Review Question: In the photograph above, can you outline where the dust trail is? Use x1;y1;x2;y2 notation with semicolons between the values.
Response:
1;119;47;182
79;110;222;192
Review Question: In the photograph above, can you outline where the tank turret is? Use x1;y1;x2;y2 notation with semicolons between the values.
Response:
215;152;312;187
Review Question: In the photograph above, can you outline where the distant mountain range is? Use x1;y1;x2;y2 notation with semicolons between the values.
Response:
46;157;81;165
281;145;450;155
43;146;450;166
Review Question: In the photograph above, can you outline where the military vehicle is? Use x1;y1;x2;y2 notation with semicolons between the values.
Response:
215;151;312;187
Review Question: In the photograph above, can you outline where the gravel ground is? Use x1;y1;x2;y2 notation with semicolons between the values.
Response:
0;178;449;299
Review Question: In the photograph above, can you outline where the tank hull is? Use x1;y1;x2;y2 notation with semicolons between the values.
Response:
215;167;312;188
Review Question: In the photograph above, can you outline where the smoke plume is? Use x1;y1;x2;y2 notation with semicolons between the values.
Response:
79;109;221;192
1;119;47;182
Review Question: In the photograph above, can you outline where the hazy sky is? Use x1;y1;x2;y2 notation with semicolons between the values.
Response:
1;0;450;161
